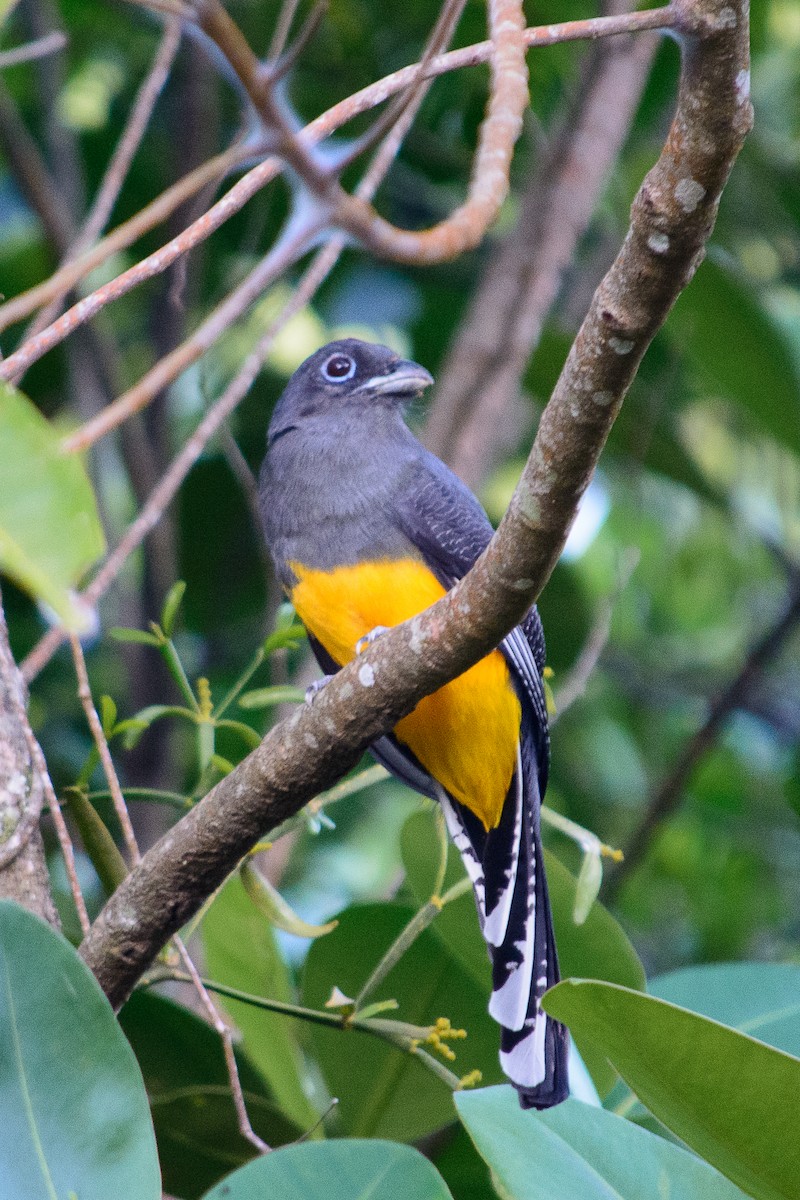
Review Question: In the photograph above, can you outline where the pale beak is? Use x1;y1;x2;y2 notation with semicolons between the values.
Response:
357;359;434;397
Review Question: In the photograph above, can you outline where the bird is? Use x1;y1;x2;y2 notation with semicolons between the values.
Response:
258;337;568;1108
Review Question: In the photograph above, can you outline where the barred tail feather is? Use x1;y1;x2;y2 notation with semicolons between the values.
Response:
443;731;569;1109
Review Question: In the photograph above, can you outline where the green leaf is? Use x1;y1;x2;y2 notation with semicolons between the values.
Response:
650;963;800;1058
201;873;320;1131
0;900;159;1199
238;685;305;709
262;624;308;654
668;255;800;453
0;383;104;629
201;1139;454;1200
120;991;300;1199
240;862;338;938
401;810;645;1095
542;979;800;1200
99;694;117;736
109;626;161;646
302;902;503;1142
214;718;262;749
160;579;187;637
456;1086;747;1200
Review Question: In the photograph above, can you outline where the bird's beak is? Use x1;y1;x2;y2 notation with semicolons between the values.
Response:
357;359;434;398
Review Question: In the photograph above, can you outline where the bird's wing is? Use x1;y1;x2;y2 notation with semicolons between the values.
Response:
388;455;566;1108
393;456;549;785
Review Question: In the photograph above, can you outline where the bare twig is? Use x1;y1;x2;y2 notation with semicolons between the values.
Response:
0;31;66;69
69;635;141;867
0;145;250;334
0;78;74;253
173;936;270;1154
77;0;751;1008
552;548;640;719
606;584;800;897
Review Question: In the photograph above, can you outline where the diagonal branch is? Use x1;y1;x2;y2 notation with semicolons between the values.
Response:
605;583;800;898
77;0;752;1008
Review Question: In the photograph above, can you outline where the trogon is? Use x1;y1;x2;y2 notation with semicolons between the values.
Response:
258;337;568;1108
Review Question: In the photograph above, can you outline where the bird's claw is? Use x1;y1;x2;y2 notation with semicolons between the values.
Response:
355;625;390;655
305;674;335;704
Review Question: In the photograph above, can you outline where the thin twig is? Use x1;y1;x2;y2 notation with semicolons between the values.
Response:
69;634;141;867
173;936;270;1154
0;31;66;69
606;584;800;897
0;144;250;334
552;548;640;720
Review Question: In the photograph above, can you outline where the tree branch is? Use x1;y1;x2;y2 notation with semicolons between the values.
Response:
78;0;751;1009
0;590;59;925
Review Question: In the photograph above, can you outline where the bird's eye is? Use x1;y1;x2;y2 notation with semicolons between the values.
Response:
321;353;356;382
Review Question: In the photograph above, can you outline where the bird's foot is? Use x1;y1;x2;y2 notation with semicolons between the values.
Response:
355;625;390;655
305;675;335;704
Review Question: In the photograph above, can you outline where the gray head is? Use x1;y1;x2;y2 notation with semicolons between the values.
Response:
267;338;433;447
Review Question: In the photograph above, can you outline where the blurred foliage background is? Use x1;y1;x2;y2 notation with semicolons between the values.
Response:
1;0;799;1193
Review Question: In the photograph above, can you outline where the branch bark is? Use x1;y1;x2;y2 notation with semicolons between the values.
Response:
78;0;752;1009
0;591;59;926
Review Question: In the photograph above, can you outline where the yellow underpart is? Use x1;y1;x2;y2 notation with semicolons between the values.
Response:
289;558;520;830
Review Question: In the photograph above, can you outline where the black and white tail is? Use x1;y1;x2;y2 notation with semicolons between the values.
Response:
439;730;569;1108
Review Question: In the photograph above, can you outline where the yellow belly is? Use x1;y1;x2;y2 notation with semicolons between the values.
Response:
289;558;520;829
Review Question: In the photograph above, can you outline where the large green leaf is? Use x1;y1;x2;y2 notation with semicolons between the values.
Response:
201;873;319;1131
543;979;800;1200
401;808;644;1095
0;900;160;1199
0;383;104;629
120;991;300;1199
649;963;800;1057
456;1086;747;1200
201;1139;454;1199
667;256;800;453
302;902;504;1141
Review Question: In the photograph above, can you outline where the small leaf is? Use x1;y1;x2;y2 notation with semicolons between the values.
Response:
241;862;338;938
238;685;305;709
0;383;104;629
109;626;161;646
160;579;187;637
542;980;800;1200
65;790;128;895
99;694;117;737
326;985;356;1010
262;624;308;655
572;851;603;925
201;1140;454;1200
214;718;262;750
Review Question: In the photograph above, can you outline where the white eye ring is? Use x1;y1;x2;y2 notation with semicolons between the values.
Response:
321;353;356;383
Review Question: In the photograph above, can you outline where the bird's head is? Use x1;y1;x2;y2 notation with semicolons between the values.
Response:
267;338;433;447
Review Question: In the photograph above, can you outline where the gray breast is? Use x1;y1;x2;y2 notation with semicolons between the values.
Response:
259;412;422;584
